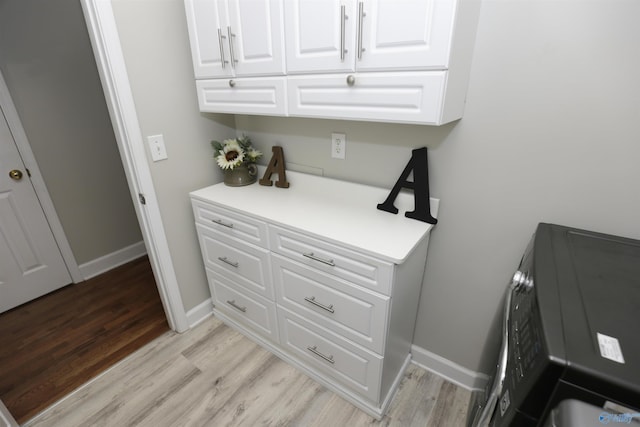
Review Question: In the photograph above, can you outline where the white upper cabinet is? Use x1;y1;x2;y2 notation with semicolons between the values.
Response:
185;0;232;78
185;0;285;79
184;0;479;124
284;0;456;75
284;0;357;74
356;0;456;72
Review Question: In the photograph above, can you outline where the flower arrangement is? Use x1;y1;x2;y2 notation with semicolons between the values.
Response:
211;135;262;170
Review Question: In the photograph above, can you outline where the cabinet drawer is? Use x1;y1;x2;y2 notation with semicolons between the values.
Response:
269;225;393;295
192;199;268;248
272;254;388;354
278;308;381;403
196;77;287;116
197;224;272;299
287;71;447;125
207;269;279;343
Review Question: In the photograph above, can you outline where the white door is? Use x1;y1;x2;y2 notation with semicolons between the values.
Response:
356;0;456;72
0;109;71;314
284;0;356;74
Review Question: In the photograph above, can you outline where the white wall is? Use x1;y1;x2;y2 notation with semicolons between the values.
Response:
111;0;236;310
112;0;640;374
236;0;640;373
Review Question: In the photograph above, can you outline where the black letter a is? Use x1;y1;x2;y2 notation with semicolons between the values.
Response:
377;147;437;224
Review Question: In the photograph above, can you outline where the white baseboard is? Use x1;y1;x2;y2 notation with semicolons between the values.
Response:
78;241;147;280
186;298;214;328
411;344;489;391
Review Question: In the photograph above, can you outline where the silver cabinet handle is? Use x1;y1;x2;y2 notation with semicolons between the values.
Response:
307;345;335;364
227;26;237;68
340;5;348;61
357;2;366;60
212;218;233;228
229;79;236;88
304;296;335;313
226;299;246;313
303;252;335;266
218;257;239;268
217;28;227;68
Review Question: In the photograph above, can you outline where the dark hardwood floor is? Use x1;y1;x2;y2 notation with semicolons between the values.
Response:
0;256;169;424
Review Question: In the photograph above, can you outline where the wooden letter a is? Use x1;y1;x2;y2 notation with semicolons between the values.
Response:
377;147;437;224
259;146;290;188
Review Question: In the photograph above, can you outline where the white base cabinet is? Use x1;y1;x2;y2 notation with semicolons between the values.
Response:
191;170;438;418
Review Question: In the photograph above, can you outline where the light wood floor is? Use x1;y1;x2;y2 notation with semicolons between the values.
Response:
24;316;472;427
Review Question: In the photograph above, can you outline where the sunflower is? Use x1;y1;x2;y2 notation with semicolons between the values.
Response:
211;136;261;170
215;139;245;170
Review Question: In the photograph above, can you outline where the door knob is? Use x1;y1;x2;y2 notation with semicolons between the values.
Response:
9;169;23;180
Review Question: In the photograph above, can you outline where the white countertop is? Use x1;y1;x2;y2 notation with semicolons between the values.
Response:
190;170;439;264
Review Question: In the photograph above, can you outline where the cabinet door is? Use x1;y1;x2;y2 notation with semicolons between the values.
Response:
184;0;234;78
284;0;357;74
226;0;286;76
356;0;456;72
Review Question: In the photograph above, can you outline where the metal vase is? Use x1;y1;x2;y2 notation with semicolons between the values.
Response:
223;164;257;187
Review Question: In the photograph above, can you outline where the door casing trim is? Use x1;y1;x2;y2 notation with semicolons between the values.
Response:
81;0;189;332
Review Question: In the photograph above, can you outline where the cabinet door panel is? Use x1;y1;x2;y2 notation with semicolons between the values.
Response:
197;224;273;298
269;224;393;294
196;77;287;116
284;0;356;74
278;308;382;402
184;0;233;78
272;253;388;354
227;0;285;76
357;0;455;71
208;269;279;343
287;72;447;125
192;199;269;248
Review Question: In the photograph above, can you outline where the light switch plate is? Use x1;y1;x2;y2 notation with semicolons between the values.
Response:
147;134;168;162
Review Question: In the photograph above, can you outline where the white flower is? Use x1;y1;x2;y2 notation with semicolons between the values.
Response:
216;139;245;170
246;148;262;162
211;136;261;171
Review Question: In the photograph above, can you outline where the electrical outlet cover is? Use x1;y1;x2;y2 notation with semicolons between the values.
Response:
331;133;346;159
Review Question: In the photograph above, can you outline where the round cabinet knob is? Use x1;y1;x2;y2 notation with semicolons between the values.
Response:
346;75;356;86
9;169;23;180
229;79;236;88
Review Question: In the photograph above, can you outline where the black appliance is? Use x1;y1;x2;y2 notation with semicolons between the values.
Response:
467;223;640;426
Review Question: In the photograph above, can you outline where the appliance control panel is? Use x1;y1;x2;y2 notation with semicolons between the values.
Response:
510;279;543;385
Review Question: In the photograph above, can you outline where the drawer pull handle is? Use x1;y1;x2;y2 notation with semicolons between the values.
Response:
307;345;335;364
226;299;247;313
303;252;335;267
218;257;239;268
212;219;234;228
304;296;335;314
